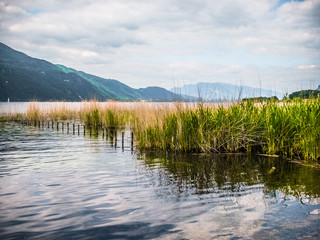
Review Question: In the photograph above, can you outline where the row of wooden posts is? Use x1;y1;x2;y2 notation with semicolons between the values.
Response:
17;119;134;150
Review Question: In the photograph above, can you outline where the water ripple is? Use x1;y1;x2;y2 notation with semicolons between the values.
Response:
0;122;319;239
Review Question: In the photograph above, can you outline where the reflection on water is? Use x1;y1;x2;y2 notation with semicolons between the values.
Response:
0;122;319;239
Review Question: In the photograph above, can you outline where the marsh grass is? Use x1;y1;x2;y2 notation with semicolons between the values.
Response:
12;98;320;162
132;99;320;162
26;102;41;121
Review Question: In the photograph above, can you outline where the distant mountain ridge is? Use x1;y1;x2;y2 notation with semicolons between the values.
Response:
0;42;182;102
171;82;284;101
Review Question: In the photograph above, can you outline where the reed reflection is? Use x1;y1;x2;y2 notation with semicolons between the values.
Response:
137;151;320;201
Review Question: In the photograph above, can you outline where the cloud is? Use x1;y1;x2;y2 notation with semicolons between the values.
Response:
0;0;319;92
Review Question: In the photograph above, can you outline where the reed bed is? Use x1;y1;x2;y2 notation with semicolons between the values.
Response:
15;98;320;162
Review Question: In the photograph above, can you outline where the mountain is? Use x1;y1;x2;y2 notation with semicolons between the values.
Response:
317;85;320;91
0;42;181;102
171;82;284;101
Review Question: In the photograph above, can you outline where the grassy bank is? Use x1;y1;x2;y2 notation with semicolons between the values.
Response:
7;99;320;162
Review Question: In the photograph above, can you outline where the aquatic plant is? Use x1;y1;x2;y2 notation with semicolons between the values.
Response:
84;108;101;129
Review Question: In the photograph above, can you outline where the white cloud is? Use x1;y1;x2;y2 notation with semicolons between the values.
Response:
0;0;319;93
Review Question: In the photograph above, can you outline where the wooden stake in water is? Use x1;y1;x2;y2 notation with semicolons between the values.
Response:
78;124;80;135
62;122;64;132
131;132;134;151
52;121;54;129
57;122;59;131
67;123;69;133
122;132;124;150
110;129;113;143
73;124;75;134
102;128;105;138
84;126;85;136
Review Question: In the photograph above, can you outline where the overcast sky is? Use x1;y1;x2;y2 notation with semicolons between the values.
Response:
0;0;319;93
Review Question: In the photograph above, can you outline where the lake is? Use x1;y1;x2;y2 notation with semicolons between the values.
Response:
0;121;319;239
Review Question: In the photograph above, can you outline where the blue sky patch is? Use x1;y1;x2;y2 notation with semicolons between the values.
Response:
27;9;43;15
272;0;305;11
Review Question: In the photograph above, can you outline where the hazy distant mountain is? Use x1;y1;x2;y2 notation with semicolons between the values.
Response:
0;42;182;102
317;85;320;91
171;82;284;101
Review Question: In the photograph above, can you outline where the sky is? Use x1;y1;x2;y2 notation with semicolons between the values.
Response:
0;0;319;93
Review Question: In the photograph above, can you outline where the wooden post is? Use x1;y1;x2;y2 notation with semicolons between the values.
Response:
90;126;92;136
52;121;54;129
78;124;80;135
131;132;134;150
73;124;75;134
84;125;85;135
38;121;40;128
47;121;49;128
110;129;113;143
102;128;105;138
57;122;59;130
62;122;64;131
115;131;117;148
122;132;124;150
67;123;69;133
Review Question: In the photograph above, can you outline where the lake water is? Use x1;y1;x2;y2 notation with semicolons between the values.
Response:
0;122;319;239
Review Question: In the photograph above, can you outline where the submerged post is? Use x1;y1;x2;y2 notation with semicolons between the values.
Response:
102;128;105;138
47;121;49;128
52;121;54;129
78;124;80;135
57;122;59;131
84;125;85;135
122;132;124;150
62;122;64;132
110;129;113;143
67;123;69;133
38;121;40;128
115;131;117;148
131;132;134;150
73;124;75;134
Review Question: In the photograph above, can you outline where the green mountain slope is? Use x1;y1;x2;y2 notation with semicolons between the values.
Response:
0;42;181;101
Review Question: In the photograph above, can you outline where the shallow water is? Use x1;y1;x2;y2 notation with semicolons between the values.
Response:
0;122;319;239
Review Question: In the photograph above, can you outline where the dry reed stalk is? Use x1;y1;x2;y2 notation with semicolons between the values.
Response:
26;102;41;120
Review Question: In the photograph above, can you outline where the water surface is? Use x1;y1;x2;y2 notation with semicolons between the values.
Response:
0;122;319;239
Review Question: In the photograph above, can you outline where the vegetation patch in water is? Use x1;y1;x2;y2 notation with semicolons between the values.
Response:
6;98;320;162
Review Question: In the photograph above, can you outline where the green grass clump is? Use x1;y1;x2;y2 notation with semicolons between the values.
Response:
83;107;127;130
104;109;126;129
85;108;101;129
